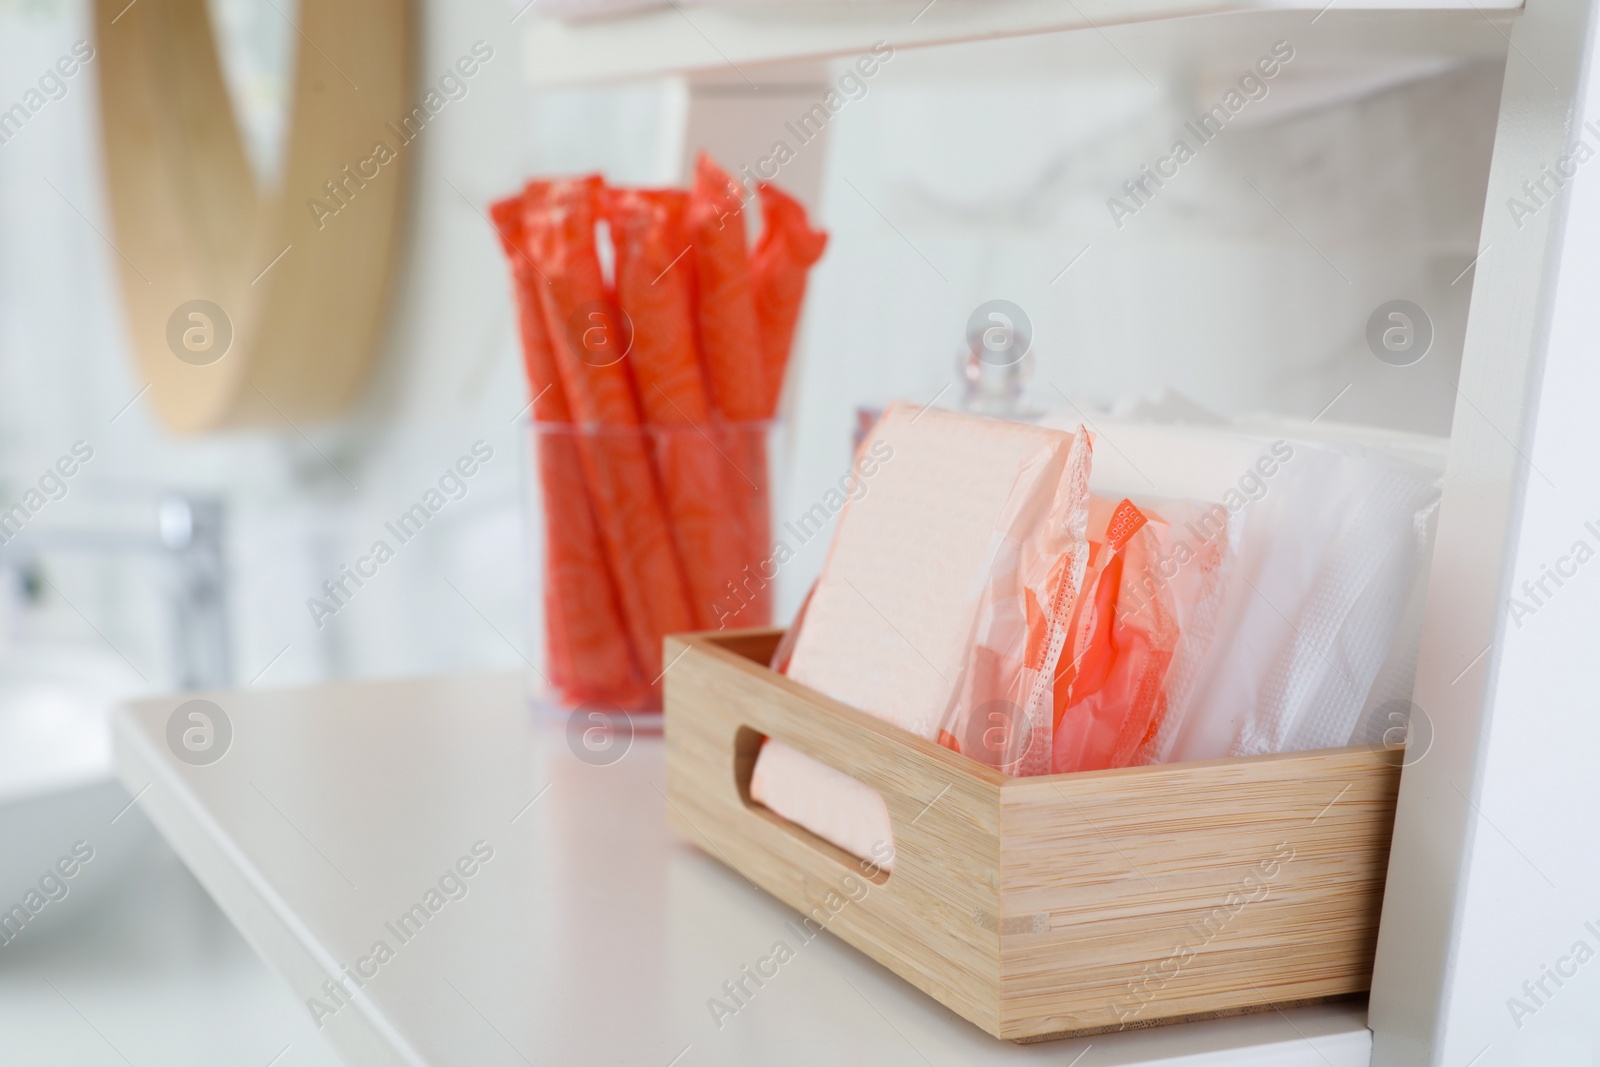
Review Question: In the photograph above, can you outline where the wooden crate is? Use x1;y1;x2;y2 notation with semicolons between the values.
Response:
663;628;1403;1041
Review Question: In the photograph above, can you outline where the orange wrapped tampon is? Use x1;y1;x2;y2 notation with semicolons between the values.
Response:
490;187;649;707
524;177;694;682
606;186;747;630
689;156;774;625
751;181;827;418
689;154;766;420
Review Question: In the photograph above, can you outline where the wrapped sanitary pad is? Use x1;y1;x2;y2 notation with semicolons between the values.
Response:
749;403;1092;866
1050;496;1228;774
1040;408;1444;763
934;493;1228;777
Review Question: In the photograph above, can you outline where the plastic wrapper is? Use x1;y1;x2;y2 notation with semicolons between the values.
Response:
689;154;765;420
1039;405;1444;763
490;186;650;708
931;433;1094;777
605;187;750;629
1154;438;1442;761
524;176;694;681
1047;498;1170;774
689;155;773;623
935;490;1229;777
1051;497;1227;773
751;181;828;416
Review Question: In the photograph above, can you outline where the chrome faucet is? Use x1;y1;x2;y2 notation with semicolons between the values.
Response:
0;494;231;691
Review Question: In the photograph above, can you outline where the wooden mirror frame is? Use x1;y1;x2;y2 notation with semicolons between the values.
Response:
94;0;413;433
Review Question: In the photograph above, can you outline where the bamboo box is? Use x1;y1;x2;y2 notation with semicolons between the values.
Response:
662;628;1402;1041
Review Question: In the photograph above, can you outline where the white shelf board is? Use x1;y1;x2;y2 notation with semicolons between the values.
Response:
522;0;1523;86
116;672;1374;1066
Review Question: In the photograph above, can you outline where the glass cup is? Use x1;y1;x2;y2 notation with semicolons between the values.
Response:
523;419;782;713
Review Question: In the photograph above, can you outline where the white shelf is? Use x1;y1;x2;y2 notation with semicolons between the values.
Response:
522;0;1522;87
116;673;1373;1066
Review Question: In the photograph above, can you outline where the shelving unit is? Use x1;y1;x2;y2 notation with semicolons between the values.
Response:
513;3;1600;1067
521;0;1521;86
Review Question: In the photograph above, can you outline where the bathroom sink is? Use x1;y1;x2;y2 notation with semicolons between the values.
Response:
0;643;155;944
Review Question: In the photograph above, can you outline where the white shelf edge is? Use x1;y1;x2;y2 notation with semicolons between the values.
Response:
522;0;1523;87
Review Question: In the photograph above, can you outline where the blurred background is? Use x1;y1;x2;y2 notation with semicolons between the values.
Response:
0;0;1501;1060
